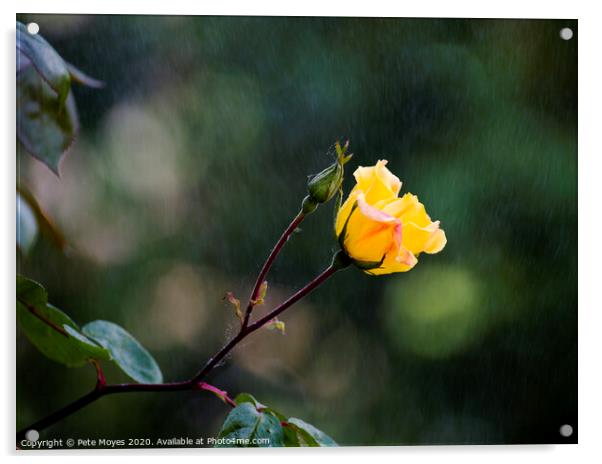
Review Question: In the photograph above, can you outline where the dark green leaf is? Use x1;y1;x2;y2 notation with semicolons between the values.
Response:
223;393;336;447
16;21;71;104
17;276;110;367
16;187;68;251
17;63;78;175
234;393;286;422
16;192;38;255
216;403;284;448
282;423;301;447
82;320;163;384
286;418;338;447
17;275;46;307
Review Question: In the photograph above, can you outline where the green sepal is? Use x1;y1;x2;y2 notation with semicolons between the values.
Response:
332;187;343;237
337;201;358;249
331;250;353;270
352;253;386;271
301;195;318;214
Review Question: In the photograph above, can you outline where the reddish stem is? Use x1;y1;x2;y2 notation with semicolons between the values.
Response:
196;382;237;408
247;265;338;332
91;360;106;389
241;211;305;328
190;263;338;384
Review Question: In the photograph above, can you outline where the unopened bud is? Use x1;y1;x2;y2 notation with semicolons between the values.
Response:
306;141;353;206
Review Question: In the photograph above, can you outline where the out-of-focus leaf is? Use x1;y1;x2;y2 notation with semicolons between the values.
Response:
17;63;78;175
17;276;110;367
67;62;105;89
16;192;39;255
216;402;284;448
286;418;338;446
82;320;163;384
16;21;71;105
16;187;67;251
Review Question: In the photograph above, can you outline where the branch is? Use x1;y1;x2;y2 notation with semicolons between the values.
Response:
248;265;339;332
17;260;343;443
191;262;339;383
241;210;305;328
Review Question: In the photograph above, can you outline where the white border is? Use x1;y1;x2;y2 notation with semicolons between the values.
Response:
3;1;602;463
4;0;583;18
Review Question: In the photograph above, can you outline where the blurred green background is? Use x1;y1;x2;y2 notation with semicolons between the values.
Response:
16;15;577;445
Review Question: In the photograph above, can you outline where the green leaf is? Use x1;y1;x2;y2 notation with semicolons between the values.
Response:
216;403;284;448
16;187;67;251
282;423;301;447
16;192;39;255
82;320;163;384
225;393;337;447
17;63;78;175
234;393;263;407
16;21;71;104
234;393;288;422
17;276;110;367
286;418;338;447
17;275;46;307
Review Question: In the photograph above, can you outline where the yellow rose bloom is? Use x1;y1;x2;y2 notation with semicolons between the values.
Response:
335;160;446;275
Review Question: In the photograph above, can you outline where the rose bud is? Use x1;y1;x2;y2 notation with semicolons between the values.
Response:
302;141;352;214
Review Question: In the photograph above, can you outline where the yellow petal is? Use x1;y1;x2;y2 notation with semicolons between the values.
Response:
423;227;447;254
336;162;446;273
340;192;402;262
353;160;401;204
366;247;418;275
402;222;447;255
383;193;432;228
344;224;395;263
